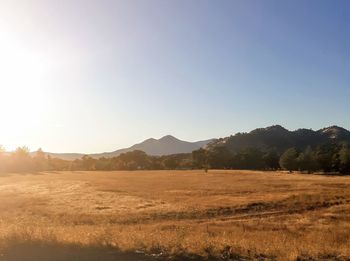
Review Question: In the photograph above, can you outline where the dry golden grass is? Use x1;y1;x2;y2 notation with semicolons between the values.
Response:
0;170;350;260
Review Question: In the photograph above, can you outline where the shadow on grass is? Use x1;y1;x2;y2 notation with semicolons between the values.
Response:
0;241;217;261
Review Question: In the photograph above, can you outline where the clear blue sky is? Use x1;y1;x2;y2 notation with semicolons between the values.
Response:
0;0;349;153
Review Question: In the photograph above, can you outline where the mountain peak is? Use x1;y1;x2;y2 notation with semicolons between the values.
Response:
159;135;179;142
102;135;211;157
250;125;288;134
320;125;347;133
265;125;288;131
142;138;157;143
319;126;350;139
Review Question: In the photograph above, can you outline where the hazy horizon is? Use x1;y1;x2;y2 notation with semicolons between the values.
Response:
1;0;349;153
1;124;348;155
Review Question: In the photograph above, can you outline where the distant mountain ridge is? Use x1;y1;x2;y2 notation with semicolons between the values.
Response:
207;125;350;154
46;136;214;160
40;125;350;160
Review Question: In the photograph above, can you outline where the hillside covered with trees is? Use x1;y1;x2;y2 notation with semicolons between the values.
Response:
193;125;350;174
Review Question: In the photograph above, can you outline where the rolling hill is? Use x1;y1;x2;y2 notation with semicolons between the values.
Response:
207;125;350;154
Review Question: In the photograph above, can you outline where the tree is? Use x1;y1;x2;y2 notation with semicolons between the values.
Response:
263;150;280;170
192;148;208;169
207;146;231;169
339;145;350;174
118;150;149;170
315;143;340;172
12;147;32;171
14;146;30;157
163;156;178;169
82;155;96;170
33;148;48;171
235;148;266;170
279;148;299;172
298;146;318;173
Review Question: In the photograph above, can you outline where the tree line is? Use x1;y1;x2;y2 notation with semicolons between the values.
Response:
192;142;350;174
0;147;192;172
0;142;349;174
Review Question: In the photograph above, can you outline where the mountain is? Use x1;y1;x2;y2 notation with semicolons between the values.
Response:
207;125;350;154
40;125;350;160
90;135;214;158
319;126;350;140
46;136;214;160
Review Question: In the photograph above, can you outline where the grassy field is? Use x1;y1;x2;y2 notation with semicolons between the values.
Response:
0;170;350;260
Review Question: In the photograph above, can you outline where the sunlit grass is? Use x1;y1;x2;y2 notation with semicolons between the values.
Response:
0;170;350;260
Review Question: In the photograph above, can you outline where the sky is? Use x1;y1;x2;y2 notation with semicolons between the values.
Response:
0;0;349;153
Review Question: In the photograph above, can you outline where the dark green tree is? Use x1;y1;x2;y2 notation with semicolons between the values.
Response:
263;150;280;170
118;150;150;170
279;148;299;172
238;148;266;170
316;143;340;172
298;146;318;173
192;148;208;169
207;146;231;169
339;145;350;174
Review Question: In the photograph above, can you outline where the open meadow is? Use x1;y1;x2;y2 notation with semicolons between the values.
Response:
0;170;350;260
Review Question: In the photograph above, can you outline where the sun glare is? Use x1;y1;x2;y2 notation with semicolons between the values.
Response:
0;31;51;148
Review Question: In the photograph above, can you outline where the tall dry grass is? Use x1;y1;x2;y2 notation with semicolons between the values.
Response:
0;170;350;260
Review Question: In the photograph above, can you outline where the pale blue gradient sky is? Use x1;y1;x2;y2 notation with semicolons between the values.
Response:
0;0;349;153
